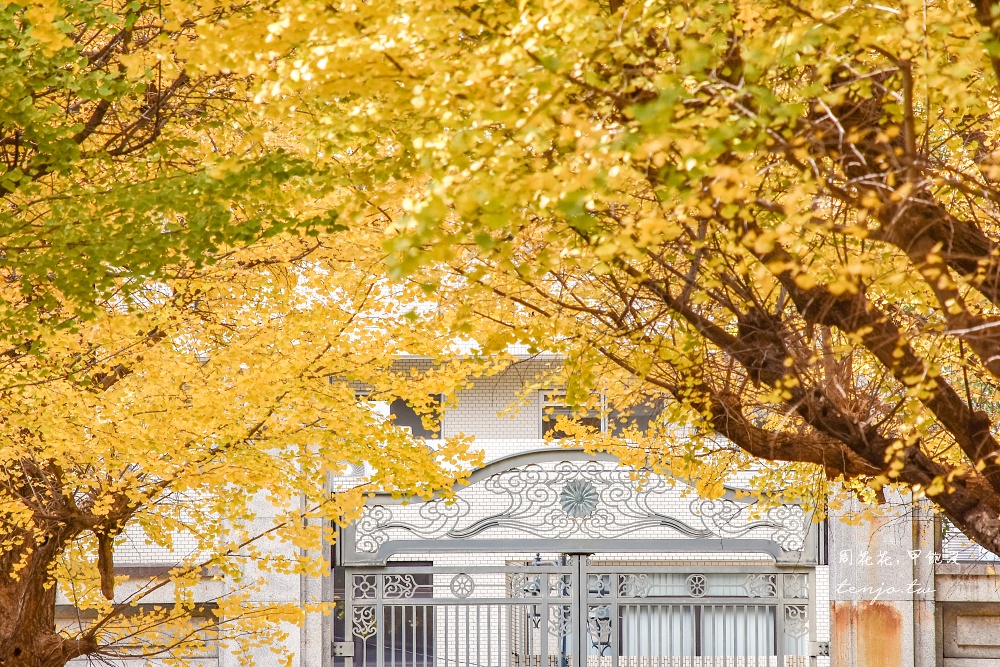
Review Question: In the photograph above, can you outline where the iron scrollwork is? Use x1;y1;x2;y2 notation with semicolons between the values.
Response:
354;506;392;554
355;461;719;552
353;459;811;556
550;573;572;597
691;497;808;552
352;606;377;639
619;573;651;598
383;574;418;599
588;573;612;598
508;572;542;598
784;604;809;638
744;573;777;597
548;604;573;638
587;605;613;655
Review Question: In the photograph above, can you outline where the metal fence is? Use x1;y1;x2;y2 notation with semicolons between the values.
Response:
334;558;813;667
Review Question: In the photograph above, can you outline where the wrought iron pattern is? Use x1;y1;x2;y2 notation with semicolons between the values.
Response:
587;605;613;654
685;573;707;597
507;572;536;598
744;572;778;597
350;605;376;639
783;573;809;599
619;573;652;598
690;497;809;552
784;604;810;638
354;460;811;554
588;573;612;597
449;572;475;598
351;574;376;599
342;563;814;666
382;573;418;599
353;505;393;554
548;604;573;638
342;455;815;664
550;573;572;597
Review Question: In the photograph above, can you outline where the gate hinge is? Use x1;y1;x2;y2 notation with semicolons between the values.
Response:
809;641;830;657
332;641;355;657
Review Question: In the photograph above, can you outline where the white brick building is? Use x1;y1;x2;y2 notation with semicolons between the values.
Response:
69;356;1000;667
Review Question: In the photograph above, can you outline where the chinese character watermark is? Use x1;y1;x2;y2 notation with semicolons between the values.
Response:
837;548;956;566
835;548;946;603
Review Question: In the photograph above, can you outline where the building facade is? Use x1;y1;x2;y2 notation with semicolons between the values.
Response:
68;357;1000;667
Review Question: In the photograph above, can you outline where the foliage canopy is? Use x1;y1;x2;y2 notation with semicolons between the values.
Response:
0;229;480;666
235;0;1000;556
12;0;1000;663
0;2;477;665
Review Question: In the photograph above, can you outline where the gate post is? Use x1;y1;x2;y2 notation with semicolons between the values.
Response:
570;553;592;667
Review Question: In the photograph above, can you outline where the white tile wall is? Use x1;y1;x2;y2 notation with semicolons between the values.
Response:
116;523;201;565
815;565;830;667
108;356;836;667
444;370;545;440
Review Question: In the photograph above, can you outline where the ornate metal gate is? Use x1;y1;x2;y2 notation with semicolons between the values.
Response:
333;451;823;667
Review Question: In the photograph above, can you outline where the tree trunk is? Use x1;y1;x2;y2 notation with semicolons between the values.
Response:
0;537;95;667
0;579;96;667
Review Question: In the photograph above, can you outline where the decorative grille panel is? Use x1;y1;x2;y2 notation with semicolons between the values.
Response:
336;451;817;666
339;561;814;667
341;451;816;566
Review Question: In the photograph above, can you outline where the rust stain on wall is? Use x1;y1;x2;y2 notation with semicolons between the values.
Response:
832;601;903;667
857;602;903;666
832;602;853;667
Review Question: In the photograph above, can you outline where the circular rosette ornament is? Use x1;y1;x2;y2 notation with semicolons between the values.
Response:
686;573;707;597
559;479;600;518
450;573;475;598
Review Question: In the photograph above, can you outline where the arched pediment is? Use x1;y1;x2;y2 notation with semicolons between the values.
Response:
337;448;820;565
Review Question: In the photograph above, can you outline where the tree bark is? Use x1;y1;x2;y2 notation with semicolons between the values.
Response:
0;541;96;667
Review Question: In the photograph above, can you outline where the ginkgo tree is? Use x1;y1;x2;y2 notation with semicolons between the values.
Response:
16;0;1000;664
209;0;1000;557
1;2;480;666
0;0;341;338
0;232;481;667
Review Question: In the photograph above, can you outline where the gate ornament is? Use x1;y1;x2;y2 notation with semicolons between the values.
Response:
744;573;777;597
784;604;809;638
344;452;816;563
508;572;544;598
690;498;808;552
450;573;475;598
507;572;530;597
351;606;377;639
587;605;613;654
550;574;572;597
560;479;600;517
588;573;612;597
619;573;651;598
342;565;815;664
783;573;808;599
548;604;573;638
685;573;708;597
352;574;377;599
383;573;418;599
340;456;816;666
